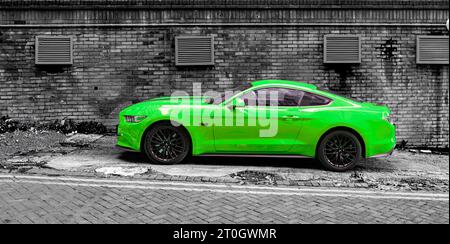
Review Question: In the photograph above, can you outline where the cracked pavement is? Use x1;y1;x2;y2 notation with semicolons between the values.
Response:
0;132;448;224
3;134;447;191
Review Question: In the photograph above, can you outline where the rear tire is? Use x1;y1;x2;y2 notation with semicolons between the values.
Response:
317;130;362;172
143;123;191;164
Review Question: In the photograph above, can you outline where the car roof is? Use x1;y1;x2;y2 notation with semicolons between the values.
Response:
251;80;317;90
249;79;362;106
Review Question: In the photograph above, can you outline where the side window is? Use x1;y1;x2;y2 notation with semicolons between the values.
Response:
300;92;332;106
239;88;305;107
240;90;258;106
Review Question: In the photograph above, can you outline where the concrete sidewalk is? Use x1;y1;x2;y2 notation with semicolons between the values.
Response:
1;135;448;192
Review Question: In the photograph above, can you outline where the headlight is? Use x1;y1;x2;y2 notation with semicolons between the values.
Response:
124;115;147;123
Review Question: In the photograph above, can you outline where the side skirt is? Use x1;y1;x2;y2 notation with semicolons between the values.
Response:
198;154;313;159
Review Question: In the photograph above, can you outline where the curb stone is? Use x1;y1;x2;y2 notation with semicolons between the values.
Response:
0;167;448;193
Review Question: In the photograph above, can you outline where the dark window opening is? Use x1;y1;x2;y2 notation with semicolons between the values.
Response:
239;87;332;107
300;92;332;106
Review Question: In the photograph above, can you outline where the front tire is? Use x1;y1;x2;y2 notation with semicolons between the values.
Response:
143;123;191;164
317;130;362;171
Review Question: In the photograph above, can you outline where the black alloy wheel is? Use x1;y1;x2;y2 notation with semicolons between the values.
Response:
317;130;362;171
144;124;190;164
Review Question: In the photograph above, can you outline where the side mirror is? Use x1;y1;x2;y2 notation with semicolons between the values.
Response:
203;97;214;104
228;98;246;110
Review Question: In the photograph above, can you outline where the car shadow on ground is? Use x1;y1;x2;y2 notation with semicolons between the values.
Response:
116;151;323;170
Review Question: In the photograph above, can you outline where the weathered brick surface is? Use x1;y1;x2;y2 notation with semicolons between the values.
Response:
0;0;449;148
0;176;448;224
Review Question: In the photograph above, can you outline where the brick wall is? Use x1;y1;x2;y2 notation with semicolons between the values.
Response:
0;0;449;148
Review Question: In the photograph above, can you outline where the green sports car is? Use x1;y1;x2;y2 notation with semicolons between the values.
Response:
117;80;396;171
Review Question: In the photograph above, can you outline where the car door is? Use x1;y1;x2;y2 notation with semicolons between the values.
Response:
213;87;305;153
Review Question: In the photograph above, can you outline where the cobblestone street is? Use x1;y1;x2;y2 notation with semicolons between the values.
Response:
0;174;448;224
1;134;449;224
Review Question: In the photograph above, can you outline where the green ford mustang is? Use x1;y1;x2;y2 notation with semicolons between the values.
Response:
117;80;396;171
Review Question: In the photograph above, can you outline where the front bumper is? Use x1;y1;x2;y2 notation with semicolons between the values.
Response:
116;144;138;152
116;122;144;152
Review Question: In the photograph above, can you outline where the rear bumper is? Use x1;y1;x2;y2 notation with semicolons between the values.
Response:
365;121;396;158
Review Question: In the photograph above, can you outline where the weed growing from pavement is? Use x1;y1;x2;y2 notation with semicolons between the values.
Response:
0;116;107;135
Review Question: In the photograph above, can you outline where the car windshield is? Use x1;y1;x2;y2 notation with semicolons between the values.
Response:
206;83;252;105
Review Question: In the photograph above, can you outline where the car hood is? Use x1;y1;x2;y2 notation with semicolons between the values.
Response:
148;96;208;103
120;96;210;115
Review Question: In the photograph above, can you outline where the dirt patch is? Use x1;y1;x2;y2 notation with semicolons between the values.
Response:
225;157;449;191
397;178;449;191
0;130;94;174
349;171;367;183
0;158;52;173
0;130;67;162
59;134;104;148
230;170;283;185
344;169;449;192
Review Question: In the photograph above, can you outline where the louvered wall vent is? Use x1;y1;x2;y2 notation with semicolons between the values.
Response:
417;36;449;64
324;35;361;64
35;36;73;65
175;36;214;66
